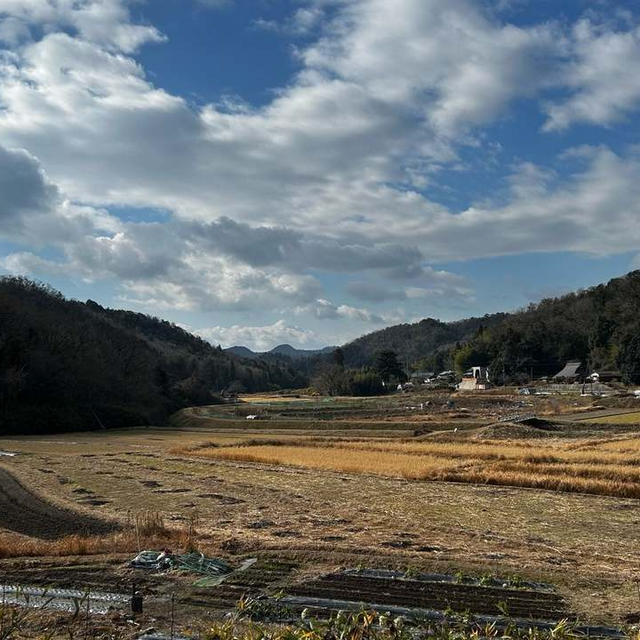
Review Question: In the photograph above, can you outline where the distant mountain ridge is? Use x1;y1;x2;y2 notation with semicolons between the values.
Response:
226;343;336;360
5;269;640;436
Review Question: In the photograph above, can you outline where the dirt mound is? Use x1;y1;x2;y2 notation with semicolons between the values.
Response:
0;466;118;540
519;417;561;430
470;422;558;440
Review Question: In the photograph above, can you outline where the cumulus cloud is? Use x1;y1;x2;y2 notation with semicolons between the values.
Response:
78;242;324;312
195;320;317;351
426;146;640;261
0;251;66;276
254;6;324;36
0;0;164;52
0;0;559;230
2;228;325;313
2;0;640;342
0;143;115;247
10;142;640;315
181;217;426;276
302;0;563;139
0;0;637;248
543;20;640;131
0;16;30;45
0;146;326;310
0;145;58;226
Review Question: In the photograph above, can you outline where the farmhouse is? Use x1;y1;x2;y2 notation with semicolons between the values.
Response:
553;361;585;382
458;366;491;391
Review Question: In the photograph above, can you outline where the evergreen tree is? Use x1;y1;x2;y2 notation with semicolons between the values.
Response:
374;350;405;382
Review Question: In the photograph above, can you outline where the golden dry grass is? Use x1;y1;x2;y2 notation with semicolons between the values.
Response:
195;444;459;478
185;435;640;498
0;510;192;559
0;530;178;559
3;424;640;623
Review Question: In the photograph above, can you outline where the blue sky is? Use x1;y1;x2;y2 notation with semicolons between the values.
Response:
1;0;640;350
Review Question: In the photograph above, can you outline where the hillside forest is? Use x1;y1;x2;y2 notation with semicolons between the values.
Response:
0;277;305;434
2;271;640;433
339;271;640;385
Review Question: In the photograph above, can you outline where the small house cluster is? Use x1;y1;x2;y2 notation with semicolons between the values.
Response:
400;360;621;394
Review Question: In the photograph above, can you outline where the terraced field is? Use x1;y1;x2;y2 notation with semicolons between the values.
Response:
1;391;640;632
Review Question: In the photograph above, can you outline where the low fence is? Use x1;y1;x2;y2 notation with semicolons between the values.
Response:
537;383;614;395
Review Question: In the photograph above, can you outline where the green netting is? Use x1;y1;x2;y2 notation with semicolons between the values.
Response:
130;550;233;577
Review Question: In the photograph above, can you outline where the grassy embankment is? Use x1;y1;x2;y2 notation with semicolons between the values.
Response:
587;411;640;424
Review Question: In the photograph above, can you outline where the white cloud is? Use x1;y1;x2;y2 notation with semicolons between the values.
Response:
294;298;405;325
1;251;65;275
96;251;323;312
253;6;324;36
0;143;114;247
196;320;317;351
543;20;640;131
2;0;640;334
0;0;563;233
0;0;633;252
0;148;325;311
302;0;563;138
0;16;30;45
347;267;473;302
0;145;58;225
0;0;164;52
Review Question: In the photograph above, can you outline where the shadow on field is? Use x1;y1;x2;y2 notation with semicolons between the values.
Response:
0;466;117;539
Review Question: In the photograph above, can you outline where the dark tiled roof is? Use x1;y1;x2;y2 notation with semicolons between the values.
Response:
553;361;583;378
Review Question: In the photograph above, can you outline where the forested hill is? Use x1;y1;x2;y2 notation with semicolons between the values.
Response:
452;270;640;383
342;270;640;383
341;314;508;369
0;277;306;434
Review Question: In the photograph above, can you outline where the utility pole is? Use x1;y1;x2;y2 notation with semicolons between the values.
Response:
171;593;176;639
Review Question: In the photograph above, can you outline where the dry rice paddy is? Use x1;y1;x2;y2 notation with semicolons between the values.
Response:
3;417;640;624
183;435;640;498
